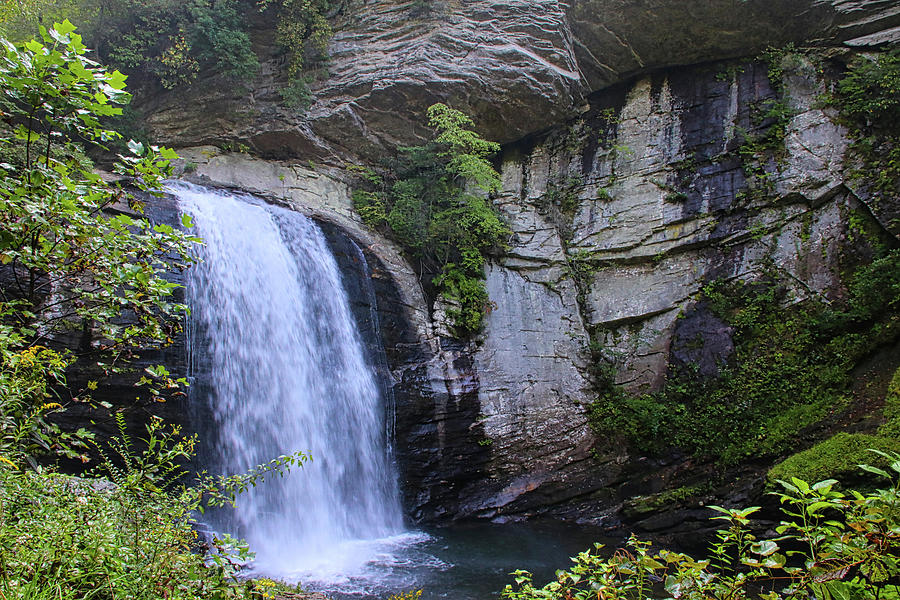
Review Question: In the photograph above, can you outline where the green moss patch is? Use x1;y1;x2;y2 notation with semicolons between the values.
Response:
767;432;900;486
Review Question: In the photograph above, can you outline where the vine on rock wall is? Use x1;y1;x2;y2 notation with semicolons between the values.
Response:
736;45;800;203
831;48;900;219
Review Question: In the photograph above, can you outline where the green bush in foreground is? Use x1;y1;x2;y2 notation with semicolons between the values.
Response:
0;414;307;599
0;22;306;599
504;452;900;600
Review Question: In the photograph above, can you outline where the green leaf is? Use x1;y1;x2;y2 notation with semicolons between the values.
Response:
54;19;77;36
791;477;812;494
859;464;890;478
126;139;144;156
751;540;779;556
806;501;835;516
107;70;128;90
823;581;852;600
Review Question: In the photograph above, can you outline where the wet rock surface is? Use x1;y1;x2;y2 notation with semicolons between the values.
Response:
114;2;900;528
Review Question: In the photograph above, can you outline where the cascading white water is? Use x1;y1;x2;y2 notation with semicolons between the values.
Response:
171;182;408;586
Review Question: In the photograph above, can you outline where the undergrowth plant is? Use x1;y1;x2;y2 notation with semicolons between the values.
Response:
735;45;800;203
0;412;307;599
831;48;900;209
503;452;900;600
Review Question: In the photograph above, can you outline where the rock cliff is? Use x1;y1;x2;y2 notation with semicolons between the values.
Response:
143;0;899;160
137;1;900;526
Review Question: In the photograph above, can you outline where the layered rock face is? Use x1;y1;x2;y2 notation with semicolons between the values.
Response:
141;1;900;524
144;0;900;161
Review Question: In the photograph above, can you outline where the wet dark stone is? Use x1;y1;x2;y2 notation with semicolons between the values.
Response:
315;221;493;524
669;302;735;379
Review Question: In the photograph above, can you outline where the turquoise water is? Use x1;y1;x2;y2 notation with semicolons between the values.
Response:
300;520;619;600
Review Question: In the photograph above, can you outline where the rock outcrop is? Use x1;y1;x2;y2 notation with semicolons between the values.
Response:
133;1;900;525
143;0;900;162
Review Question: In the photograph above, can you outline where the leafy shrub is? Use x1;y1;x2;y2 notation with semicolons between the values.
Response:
504;455;900;600
836;49;900;130
832;49;900;203
0;414;307;599
2;0;333;97
0;21;202;469
0;21;199;347
96;0;259;89
352;104;509;335
258;0;331;78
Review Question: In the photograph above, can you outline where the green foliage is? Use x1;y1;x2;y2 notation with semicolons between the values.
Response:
2;0;333;102
352;104;509;336
734;47;801;201
880;367;900;439
0;414;307;599
426;103;502;193
836;50;900;129
258;0;331;79
0;21;198;346
2;0;261;89
503;459;900;600
770;365;900;485
0;22;200;467
832;49;900;205
591;251;900;464
0;343;82;467
96;0;259;89
279;75;314;109
0;23;304;600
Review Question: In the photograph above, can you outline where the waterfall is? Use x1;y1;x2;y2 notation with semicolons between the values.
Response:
171;182;405;584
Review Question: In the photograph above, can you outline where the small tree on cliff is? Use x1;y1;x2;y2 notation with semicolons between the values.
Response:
352;103;510;335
